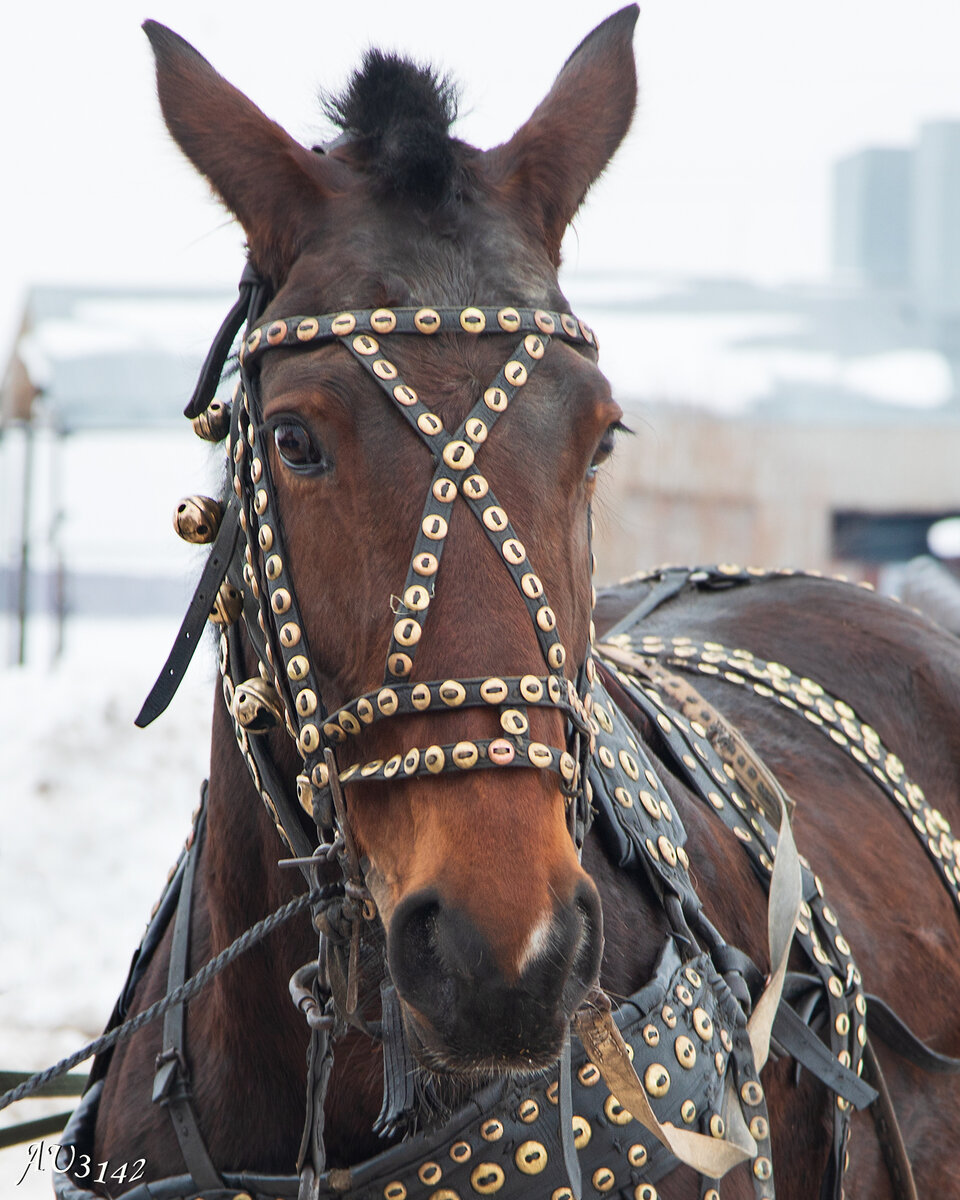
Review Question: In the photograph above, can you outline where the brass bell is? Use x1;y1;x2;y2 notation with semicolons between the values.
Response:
232;677;284;731
174;495;222;544
191;399;232;442
208;580;243;625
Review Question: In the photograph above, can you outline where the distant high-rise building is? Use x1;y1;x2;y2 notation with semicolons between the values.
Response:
832;148;913;288
912;121;960;320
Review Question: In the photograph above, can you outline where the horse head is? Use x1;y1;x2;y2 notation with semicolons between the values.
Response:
146;8;637;1076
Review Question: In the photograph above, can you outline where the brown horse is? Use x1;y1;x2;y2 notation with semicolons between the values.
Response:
78;8;960;1200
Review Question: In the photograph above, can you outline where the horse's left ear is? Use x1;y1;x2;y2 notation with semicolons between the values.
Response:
486;5;638;265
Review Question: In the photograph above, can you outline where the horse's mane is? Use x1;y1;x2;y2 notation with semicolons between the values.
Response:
322;51;460;205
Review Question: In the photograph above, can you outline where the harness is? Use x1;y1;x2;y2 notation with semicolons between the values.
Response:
46;273;960;1200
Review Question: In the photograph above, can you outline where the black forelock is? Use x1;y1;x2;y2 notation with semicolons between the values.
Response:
323;50;460;206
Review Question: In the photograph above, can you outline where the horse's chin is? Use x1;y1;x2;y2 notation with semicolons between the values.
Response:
402;1005;567;1082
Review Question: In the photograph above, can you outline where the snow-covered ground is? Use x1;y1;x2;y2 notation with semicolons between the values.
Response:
0;616;217;1197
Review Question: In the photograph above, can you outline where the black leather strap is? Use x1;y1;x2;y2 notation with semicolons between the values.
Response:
136;497;241;728
865;993;960;1074
772;1001;877;1109
183;262;266;419
151;812;223;1190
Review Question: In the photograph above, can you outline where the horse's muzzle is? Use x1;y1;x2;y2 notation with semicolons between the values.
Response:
387;880;603;1071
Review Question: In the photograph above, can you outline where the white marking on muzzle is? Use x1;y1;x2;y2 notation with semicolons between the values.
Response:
516;913;554;975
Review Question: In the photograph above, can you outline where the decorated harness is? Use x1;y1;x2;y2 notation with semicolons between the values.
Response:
51;271;960;1200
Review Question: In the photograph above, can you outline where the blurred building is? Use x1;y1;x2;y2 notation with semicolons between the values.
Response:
833;148;912;288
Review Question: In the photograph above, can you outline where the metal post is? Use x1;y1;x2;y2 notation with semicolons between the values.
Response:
16;420;35;666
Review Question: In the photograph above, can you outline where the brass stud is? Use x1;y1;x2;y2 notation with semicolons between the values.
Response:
412;684;432;710
463;474;490;499
524;333;545;358
250;457;263;483
440;680;466;706
340;712;361;736
482;505;508;532
480;1119;503;1142
497;307;521;331
271;588;292;615
643;1064;670;1098
603;1095;632;1125
488;739;516;766
500;709;529;735
296;775;314;818
422;514;449;540
719;1028;733;1052
356;698;374;724
592;1168;615;1193
394;384;418;406
547;644;566;670
642;1024;659;1047
572;1115;592;1149
692;1007;713;1041
559;752;576;781
684;966;702;988
578;1063;601;1086
404;585;431;611
546;1081;560;1104
518;1099;539;1123
470;1164;504;1194
394;618;422;647
415;308;441;333
483;386;509;412
835;1013;850;1036
424;745;445;773
296;689;318;717
527;742;552;768
442;440;475;471
465;418;488;444
373;359;399;381
377;688;399;715
388;652;412;677
433;478;456;503
534;310;556;334
174;495;222;544
639;790;661;819
740;1080;763;1106
384;1187;405;1200
296;317;319;341
245;327;262;355
254;488;268;515
547;677;563;704
504;361;528;387
514;1142;547;1175
258;525;274;551
450;1142;471;1164
414;552;439;576
627;1145;648;1169
657;836;677;866
536;606;557;632
265;554;283;580
560;313;579;338
384;754;402;778
298;724;320;755
311;761;330;788
675;1035;696;1068
480;677;509;703
418;1163;442;1186
634;1185;657;1200
521;573;544;599
353;333;379;356
267;319;288;344
709;1114;725;1138
675;984;693;1008
418;412;444;437
618;749;640;780
287;655;310;681
753;1157;772;1181
403;748;420;775
370;308;397;333
661;1005;677;1029
749;1115;769;1140
460;307;486;333
680;1100;696;1124
715;1050;725;1075
520;675;544;702
453;741;479;769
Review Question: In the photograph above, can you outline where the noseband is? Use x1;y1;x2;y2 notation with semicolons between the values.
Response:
229;300;601;849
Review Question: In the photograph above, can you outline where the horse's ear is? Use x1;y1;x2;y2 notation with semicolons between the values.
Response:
143;21;336;284
486;5;638;265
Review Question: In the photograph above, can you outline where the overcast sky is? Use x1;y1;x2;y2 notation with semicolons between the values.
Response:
4;0;960;356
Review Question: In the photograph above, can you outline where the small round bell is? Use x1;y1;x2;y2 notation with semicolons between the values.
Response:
191;399;232;442
174;495;222;544
208;580;243;625
232;677;284;731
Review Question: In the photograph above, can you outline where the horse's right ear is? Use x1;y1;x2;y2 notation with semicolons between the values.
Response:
143;21;338;285
485;6;639;266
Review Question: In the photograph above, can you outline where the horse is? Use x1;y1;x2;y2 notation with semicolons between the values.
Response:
57;8;960;1200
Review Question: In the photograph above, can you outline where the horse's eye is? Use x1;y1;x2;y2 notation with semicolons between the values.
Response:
587;420;629;481
273;420;329;475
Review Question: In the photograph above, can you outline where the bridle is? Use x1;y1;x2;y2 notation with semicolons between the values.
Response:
226;295;603;858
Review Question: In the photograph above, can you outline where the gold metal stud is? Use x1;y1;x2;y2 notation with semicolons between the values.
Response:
482;505;508;531
643;1064;670;1098
480;1119;503;1142
296;689;318;717
463;474;489;499
628;1146;649;1170
680;1099;696;1124
709;1114;725;1138
740;1080;763;1106
192;400;231;442
470;1164;504;1194
753;1158;772;1181
388;652;412;677
442;440;475;470
233;678;284;731
394;384;418;406
592;1168;615;1193
353;333;379;356
675;984;693;1008
547;644;566;669
440;680;466;706
377;688;399;715
414;552;439;576
692;1008;713;1041
578;1062;601;1086
453;741;479;769
657;836;677;867
384;1183;406;1200
418;412;444;437
570;1115;591;1149
661;1005;677;1029
415;308;441;333
394;619;422;647
422;515;449;540
534;310;556;334
536;606;557;632
404;585;431;611
603;1095;632;1125
520;675;544;702
271;588;292;615
479;678;508;703
264;554;283;581
174;495;222;544
488;739;516;766
642;1024;659;1046
266;319;288;345
433;478;456;503
749;1115;769;1140
460;307;486;333
403;748;420;775
675;1036;697;1068
450;1142;471;1164
526;742;551;768
514;1142;547;1175
546;1081;560;1104
411;684;432;710
500;709;529;735
418;1163;442;1186
518;1099;539;1123
254;488;268;515
298;724;320;755
504;361;528;387
287;655;310;682
370;308;397;333
296;775;314;816
424;745;445;773
520;573;543;599
497;307;521;331
340;712;361;736
524;334;545;359
483;386;509;412
373;359;398;381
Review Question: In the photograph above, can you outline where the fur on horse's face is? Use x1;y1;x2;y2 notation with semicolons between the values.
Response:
147;6;637;1073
